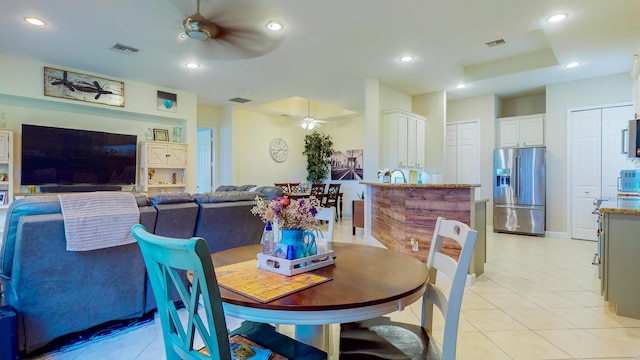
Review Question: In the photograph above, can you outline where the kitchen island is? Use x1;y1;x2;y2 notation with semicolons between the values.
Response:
361;182;486;280
598;198;640;319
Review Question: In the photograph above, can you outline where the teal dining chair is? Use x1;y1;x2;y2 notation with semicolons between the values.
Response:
131;224;327;360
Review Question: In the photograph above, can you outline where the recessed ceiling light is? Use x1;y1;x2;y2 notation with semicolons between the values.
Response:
456;83;466;89
399;56;414;62
24;17;45;26
547;13;568;23
266;21;283;31
185;63;200;69
566;62;580;68
179;33;187;39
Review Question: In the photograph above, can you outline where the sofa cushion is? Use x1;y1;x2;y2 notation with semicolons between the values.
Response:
215;185;257;192
194;191;262;204
148;192;194;205
253;186;284;199
1;196;61;277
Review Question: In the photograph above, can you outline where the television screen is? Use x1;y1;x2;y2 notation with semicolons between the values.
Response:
21;124;137;185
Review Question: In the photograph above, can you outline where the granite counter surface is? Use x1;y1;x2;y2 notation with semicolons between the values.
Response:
361;182;480;189
598;197;640;215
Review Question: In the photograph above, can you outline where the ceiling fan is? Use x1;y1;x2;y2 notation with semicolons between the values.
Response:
179;0;286;60
300;99;328;130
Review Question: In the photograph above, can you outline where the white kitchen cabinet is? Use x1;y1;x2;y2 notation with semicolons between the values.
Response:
381;109;426;169
498;114;544;148
140;141;187;194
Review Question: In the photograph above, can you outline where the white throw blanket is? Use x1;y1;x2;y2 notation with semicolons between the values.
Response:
58;192;140;251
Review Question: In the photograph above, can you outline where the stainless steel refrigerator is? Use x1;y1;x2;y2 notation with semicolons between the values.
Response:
493;147;546;235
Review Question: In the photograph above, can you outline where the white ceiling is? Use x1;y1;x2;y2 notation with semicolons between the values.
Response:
1;0;639;118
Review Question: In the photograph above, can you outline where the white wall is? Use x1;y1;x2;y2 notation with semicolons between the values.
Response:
447;94;497;224
546;72;632;234
500;93;546;117
413;91;447;175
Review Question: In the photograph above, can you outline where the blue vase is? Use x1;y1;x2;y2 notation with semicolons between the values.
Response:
279;228;315;259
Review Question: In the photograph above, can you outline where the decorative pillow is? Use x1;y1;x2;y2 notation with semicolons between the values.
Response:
148;192;195;205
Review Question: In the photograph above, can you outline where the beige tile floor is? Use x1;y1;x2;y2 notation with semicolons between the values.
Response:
28;218;640;359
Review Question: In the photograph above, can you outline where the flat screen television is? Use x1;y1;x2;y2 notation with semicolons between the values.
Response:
21;124;137;186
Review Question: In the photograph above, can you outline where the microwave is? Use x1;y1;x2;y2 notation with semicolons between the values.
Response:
628;119;640;157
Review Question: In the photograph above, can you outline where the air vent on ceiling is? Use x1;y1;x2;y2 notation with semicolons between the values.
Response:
229;97;252;103
485;39;506;47
111;43;139;54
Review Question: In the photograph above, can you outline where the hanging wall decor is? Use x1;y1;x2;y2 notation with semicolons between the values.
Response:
44;67;125;107
331;149;363;180
157;91;177;112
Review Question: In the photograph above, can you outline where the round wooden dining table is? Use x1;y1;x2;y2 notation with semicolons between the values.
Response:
210;243;429;350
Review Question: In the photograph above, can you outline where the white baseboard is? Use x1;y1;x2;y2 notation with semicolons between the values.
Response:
545;231;570;238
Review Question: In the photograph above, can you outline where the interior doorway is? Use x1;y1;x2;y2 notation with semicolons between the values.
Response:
197;127;215;193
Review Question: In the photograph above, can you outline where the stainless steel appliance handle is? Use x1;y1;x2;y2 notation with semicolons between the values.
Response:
621;129;628;154
514;155;520;197
495;205;540;210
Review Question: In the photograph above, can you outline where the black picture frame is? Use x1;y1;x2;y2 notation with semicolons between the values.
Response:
153;129;169;142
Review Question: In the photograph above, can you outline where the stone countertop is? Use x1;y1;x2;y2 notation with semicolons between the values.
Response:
360;182;480;189
598;197;640;215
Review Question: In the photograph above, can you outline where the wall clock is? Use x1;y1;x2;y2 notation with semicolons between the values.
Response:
269;138;288;163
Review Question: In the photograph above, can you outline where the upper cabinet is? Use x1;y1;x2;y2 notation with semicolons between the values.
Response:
140;141;187;194
498;113;545;148
381;109;426;169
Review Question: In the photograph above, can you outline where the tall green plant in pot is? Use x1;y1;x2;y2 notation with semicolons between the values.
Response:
303;131;334;183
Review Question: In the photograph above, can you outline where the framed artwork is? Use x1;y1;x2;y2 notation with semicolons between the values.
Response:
0;190;7;205
44;67;125;107
157;91;177;113
331;149;363;180
153;129;169;142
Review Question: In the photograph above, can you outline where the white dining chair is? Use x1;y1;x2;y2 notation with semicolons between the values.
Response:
339;216;478;359
313;206;335;250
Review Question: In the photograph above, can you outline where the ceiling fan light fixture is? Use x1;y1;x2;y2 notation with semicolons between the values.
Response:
24;17;45;26
183;17;215;40
266;21;283;31
307;122;315;130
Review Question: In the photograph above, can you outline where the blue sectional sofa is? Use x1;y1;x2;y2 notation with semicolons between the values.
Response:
0;185;282;354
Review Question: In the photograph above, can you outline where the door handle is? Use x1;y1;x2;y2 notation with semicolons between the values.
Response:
621;129;628;154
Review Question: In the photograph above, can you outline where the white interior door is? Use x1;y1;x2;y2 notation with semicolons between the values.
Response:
197;128;214;193
601;105;634;198
570;109;601;241
456;122;480;184
445;124;456;183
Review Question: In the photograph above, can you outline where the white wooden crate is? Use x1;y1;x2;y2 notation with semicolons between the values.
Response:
256;251;335;276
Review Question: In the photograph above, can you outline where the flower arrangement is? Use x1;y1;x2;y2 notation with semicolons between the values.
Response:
148;168;155;179
251;196;321;231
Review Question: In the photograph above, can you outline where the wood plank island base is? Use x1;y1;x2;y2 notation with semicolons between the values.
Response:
361;182;487;279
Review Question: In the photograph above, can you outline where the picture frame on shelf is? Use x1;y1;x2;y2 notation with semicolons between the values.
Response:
153;129;169;142
0;190;7;205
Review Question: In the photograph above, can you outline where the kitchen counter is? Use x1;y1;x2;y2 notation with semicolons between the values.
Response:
598;197;640;215
361;182;480;189
598;198;640;319
361;182;486;280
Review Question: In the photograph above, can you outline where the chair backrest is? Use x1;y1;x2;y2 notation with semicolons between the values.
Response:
310;183;326;200
313;207;335;245
131;224;232;360
422;217;477;360
324;183;341;204
274;183;290;193
288;183;302;193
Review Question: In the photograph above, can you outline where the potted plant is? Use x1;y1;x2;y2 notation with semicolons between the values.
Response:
303;131;334;184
